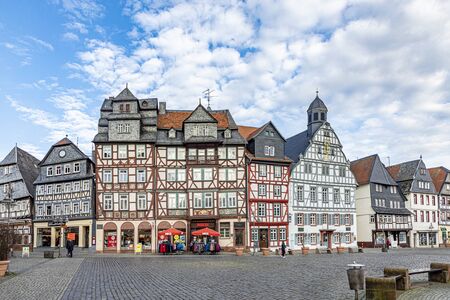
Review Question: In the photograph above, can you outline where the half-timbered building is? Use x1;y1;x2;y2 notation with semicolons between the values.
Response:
387;158;439;247
0;146;39;250
350;154;412;248
428;166;450;246
94;87;156;253
33;137;95;248
238;122;291;250
286;94;357;251
156;101;247;250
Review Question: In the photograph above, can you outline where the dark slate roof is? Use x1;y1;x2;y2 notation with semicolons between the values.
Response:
40;137;89;166
307;95;328;112
286;130;309;163
114;87;138;101
241;121;286;142
387;160;420;182
373;207;412;215
183;104;218;124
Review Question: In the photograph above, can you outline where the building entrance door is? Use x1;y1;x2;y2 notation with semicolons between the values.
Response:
84;227;90;248
321;232;332;248
259;229;268;248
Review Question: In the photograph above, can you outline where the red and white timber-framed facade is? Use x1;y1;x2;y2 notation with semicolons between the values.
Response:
94;87;156;253
239;122;291;250
155;101;247;250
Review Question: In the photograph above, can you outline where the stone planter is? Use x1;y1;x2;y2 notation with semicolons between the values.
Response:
337;246;345;254
301;247;309;255
262;248;270;256
235;247;244;256
0;260;10;277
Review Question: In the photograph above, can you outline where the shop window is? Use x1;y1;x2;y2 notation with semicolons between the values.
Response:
399;232;407;243
104;230;117;249
121;229;134;250
138;225;151;250
220;223;230;238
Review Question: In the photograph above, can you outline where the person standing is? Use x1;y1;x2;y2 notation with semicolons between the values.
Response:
65;239;71;257
281;241;286;258
67;239;74;258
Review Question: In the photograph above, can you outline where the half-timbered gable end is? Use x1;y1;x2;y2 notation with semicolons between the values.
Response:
239;121;291;250
33;137;95;249
428;166;450;245
94;87;157;253
0;146;39;249
155;101;247;251
287;94;357;251
387;158;439;247
351;154;412;248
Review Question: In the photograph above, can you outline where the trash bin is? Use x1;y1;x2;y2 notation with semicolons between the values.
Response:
347;262;365;300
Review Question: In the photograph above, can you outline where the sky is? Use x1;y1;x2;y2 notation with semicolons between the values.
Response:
1;0;450;168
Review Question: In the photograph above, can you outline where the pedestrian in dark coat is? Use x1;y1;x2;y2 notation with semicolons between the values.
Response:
281;241;286;258
67;240;74;257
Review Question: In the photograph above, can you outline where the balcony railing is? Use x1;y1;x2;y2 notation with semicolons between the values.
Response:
186;155;218;165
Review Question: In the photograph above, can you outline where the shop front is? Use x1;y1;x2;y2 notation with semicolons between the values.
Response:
414;231;438;247
157;221;187;254
33;219;93;249
190;220;217;246
373;230;410;248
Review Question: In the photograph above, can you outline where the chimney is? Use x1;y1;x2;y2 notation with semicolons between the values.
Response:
159;102;166;115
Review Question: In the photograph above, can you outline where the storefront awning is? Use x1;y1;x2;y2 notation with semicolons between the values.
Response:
191;227;220;237
159;228;184;236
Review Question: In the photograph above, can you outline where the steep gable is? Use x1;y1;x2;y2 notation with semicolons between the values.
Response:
350;155;376;185
183;104;218;124
428;167;449;193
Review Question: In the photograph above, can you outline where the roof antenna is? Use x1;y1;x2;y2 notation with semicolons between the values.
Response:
126;82;128;89
199;98;202;105
203;88;216;110
316;89;319;98
76;137;79;147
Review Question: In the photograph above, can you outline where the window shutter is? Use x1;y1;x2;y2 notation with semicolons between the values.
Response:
328;214;333;225
351;214;354;225
340;214;344;226
305;213;310;225
294;213;298;225
318;213;322;225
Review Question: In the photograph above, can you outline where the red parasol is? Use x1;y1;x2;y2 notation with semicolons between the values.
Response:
159;228;184;236
191;227;220;237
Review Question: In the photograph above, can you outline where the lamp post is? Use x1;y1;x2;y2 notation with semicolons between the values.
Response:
1;184;16;266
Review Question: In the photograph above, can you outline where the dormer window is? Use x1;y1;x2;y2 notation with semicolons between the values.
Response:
224;129;231;139
192;125;210;137
264;146;275;156
314;112;319;121
119;104;124;112
419;168;426;175
169;129;176;139
125;104;130;112
142;101;148;107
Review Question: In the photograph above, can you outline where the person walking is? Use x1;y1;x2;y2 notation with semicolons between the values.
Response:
281;241;286;258
67;239;74;258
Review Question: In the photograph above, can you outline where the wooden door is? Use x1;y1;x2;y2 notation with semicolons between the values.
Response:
259;229;268;248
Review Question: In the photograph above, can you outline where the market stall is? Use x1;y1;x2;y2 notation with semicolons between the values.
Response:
158;228;185;255
191;228;221;255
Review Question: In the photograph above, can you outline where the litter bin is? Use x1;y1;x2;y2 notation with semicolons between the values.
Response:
347;262;365;300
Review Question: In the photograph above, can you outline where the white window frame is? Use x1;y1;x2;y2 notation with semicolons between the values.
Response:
137;194;147;210
47;167;53;176
103;146;112;159
119;194;129;210
258;184;266;196
103;194;113;210
103;170;112;183
258;164;267;177
118;145;127;159
136;145;146;158
219;192;237;208
73;162;80;173
258;203;266;216
137;169;146;183
274;185;281;197
119;169;128;183
273;203;281;217
274;166;282;178
64;164;71;174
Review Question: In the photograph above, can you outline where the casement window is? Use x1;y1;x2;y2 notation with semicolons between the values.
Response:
370;215;375;223
333;188;340;203
136;145;146;158
270;228;278;241
193;192;213;209
310;213;316;225
82;202;89;213
426;195;430;205
390;186;397;193
273;203;281;217
103;170;112;183
55;205;61;215
56;165;62;175
258;184;267;196
414;194;417;204
83;181;89;191
333;233;340;244
64;183;71;193
339;166;346;177
64;164;71;174
103;194;113;210
258;164;267;177
375;184;383;192
252;229;258;241
167;169;185;182
304;163;313;174
119;194;129;210
432;196;436;206
46;205;52;216
296;233;304;246
344;233;351;243
295;185;304;202
37;186;45;195
322;187;329;202
119;169;128;183
218;147;236;159
118;145;127;159
310;233;317;244
420;211;424;222
420;168;426;175
432;211;436;223
296;213;304;225
46;185;53;194
274;166;282;178
55;184;62;194
73;203;80;214
420;195;424;205
344;214;351;225
219;168;236;181
73;182;80;192
220;223;230;238
64;204;70;215
274;185;281;197
37;206;43;216
103;146;112;159
219;192;237;208
264;145;275;156
334;214;340;225
414;210;417;222
168;193;187;209
279;228;286;241
310;187;317;202
137;194;147;210
47;167;54;176
344;190;350;204
224;129;231;139
426;211;430;222
322;165;329;175
74;162;80;173
322;214;327;224
167;147;186;160
258;203;266;216
137;169;146;183
192;168;213;181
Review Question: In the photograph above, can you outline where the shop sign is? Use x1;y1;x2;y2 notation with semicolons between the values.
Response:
49;221;65;227
67;233;76;241
196;223;211;228
22;246;30;258
135;243;143;254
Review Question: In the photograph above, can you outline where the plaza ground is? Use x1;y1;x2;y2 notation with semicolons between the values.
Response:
1;248;450;299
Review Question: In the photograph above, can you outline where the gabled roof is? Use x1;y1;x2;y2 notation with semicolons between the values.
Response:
237;125;258;140
54;137;72;146
285;130;309;163
351;154;397;186
114;87;138;101
158;110;229;129
183;104;218;124
238;121;286;142
387;160;420;182
39;137;90;166
428;166;449;193
307;95;328;112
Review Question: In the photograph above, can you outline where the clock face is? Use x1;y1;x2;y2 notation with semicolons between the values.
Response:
59;150;66;158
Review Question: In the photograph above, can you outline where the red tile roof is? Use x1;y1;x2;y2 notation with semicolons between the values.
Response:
237;125;259;140
350;155;376;185
53;137;72;146
428;167;448;193
157;111;229;129
386;164;401;181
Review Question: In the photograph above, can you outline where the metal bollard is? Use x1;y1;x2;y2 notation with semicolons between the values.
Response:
347;262;365;300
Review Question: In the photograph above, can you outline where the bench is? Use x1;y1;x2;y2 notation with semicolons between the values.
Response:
366;275;403;300
383;263;450;290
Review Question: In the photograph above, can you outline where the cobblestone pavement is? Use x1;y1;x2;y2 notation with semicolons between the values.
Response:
399;283;450;299
2;248;450;300
0;257;48;284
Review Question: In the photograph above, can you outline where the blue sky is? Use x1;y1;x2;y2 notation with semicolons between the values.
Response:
1;0;450;168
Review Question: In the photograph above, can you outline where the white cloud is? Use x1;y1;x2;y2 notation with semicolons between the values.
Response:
53;0;104;21
64;22;88;34
63;32;79;41
67;0;450;167
19;143;45;160
25;36;54;51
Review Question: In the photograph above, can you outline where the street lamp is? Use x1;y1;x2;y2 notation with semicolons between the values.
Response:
1;184;16;262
